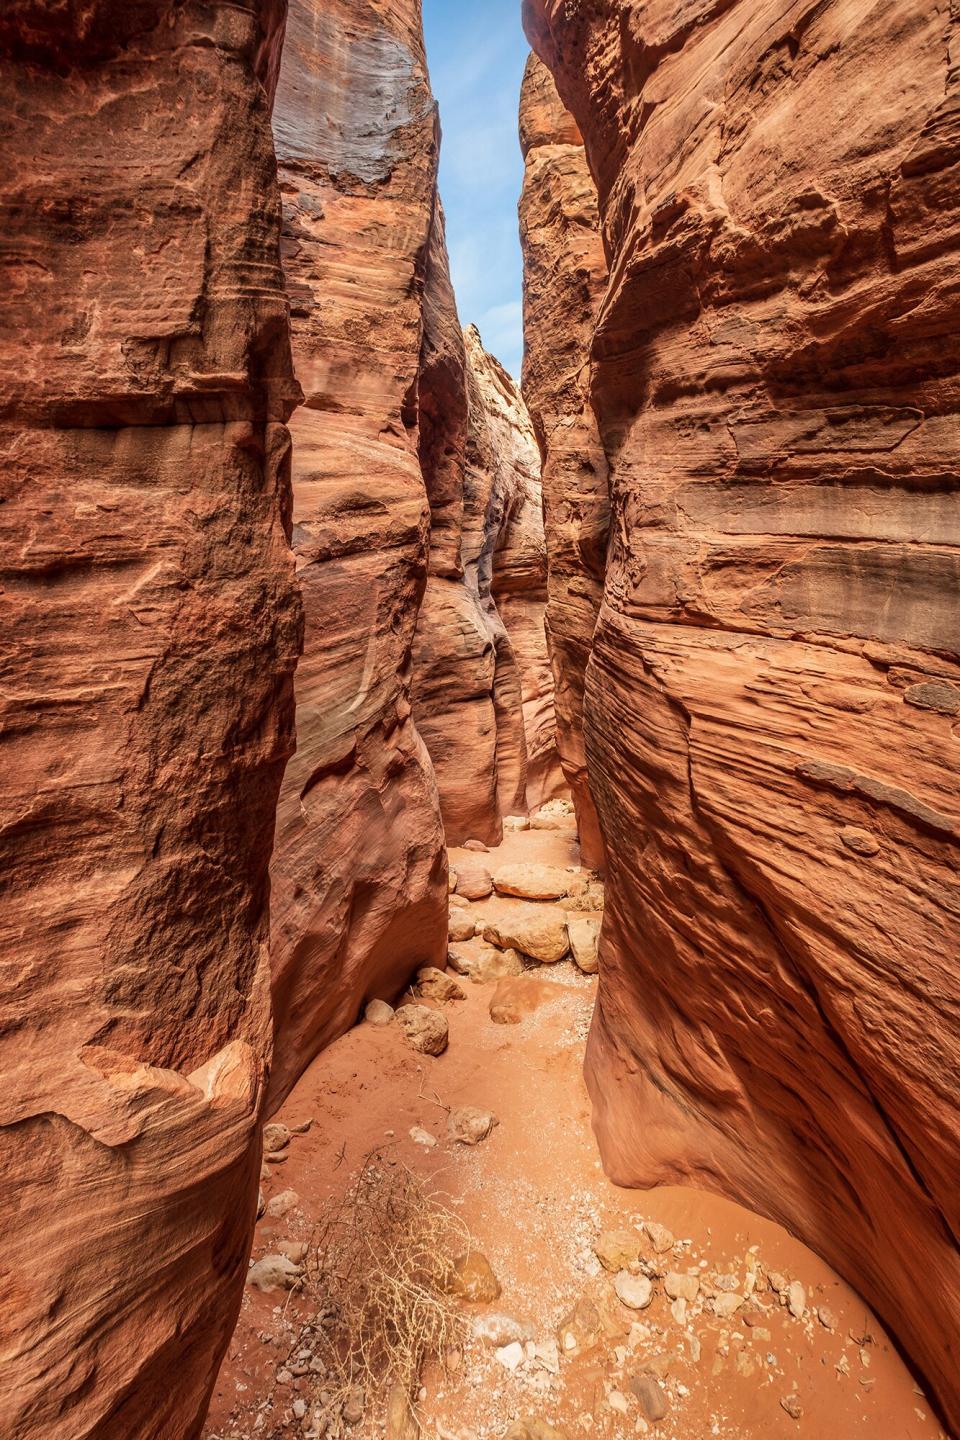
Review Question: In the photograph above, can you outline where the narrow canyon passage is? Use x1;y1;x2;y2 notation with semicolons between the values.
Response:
1;1;958;1439
206;816;940;1440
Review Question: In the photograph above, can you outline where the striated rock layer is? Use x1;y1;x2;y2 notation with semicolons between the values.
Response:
519;54;610;869
267;0;449;1110
523;0;960;1427
0;3;300;1437
411;310;563;845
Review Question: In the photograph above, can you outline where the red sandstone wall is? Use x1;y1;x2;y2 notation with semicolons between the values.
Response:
522;0;960;1429
519;54;610;868
267;0;448;1110
0;4;300;1436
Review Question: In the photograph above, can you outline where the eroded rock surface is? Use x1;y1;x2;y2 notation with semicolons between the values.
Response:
519;54;609;870
523;0;960;1426
267;0;448;1108
0;3;299;1437
412;319;561;845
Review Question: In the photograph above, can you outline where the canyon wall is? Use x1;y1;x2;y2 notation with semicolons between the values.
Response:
0;4;299;1437
266;0;449;1109
522;0;960;1428
519;54;610;869
411;312;562;844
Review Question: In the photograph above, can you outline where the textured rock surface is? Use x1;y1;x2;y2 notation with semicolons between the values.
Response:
523;0;960;1427
412;319;561;845
0;3;299;1437
267;0;449;1108
519;54;609;870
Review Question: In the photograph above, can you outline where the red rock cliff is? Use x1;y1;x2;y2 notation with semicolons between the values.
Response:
267;0;449;1109
519;53;610;869
0;3;300;1437
522;0;960;1428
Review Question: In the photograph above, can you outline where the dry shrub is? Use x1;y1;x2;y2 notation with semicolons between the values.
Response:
277;1150;470;1437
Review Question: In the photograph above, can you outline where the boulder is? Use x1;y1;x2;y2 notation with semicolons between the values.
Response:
492;863;570;900
455;861;494;901
416;967;466;1003
365;999;395;1026
567;915;600;974
395;1005;449;1057
448;910;477;943
246;1255;304;1294
484;912;569;964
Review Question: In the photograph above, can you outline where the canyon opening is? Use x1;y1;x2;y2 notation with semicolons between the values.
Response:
1;2;958;1440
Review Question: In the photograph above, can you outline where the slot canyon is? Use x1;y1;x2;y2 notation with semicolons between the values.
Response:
0;2;957;1439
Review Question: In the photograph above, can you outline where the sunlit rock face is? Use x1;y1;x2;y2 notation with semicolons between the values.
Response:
411;298;563;846
519;53;609;870
0;3;299;1437
267;0;448;1110
522;0;960;1426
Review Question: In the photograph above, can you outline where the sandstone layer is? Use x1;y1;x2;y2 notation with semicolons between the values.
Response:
523;0;960;1428
412;316;562;846
0;4;299;1437
267;0;449;1110
519;53;610;869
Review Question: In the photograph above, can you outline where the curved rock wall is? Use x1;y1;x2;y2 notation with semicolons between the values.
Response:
519;53;610;869
0;4;300;1437
267;0;449;1110
411;312;562;844
522;0;960;1428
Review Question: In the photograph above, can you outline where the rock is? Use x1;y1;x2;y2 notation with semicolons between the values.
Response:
787;1281;807;1319
0;4;302;1430
644;1222;675;1254
266;1190;300;1220
567;915;601;974
395;1005;449;1057
409;1127;437;1148
492;863;571;900
450;1251;501;1303
449;869;459;893
463;839;489;853
450;894;471;910
278;1241;309;1263
386;1385;419;1440
557;1297;601;1356
496;1341;525;1371
781;1395;803;1421
506;1422;570;1440
489;976;557;1024
714;1293;746;1319
664;1273;700;1304
595;1230;643;1273
615;1273;653;1311
630;1375;669;1423
247;1255;303;1293
521;9;960;1432
483;912;569;963
533;1338;560;1374
263;1123;291;1155
267;0;450;1116
365;999;395;1026
416;967;466;1003
818;1305;839;1331
503;815;530;831
447;1107;498;1145
448;941;524;982
454;862;494;901
473;1313;532;1348
449;910;477;943
342;1393;364;1426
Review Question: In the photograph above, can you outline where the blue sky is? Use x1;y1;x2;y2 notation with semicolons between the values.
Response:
422;0;529;378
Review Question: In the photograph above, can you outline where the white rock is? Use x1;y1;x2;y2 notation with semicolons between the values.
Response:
615;1272;653;1310
409;1126;437;1148
496;1342;524;1371
365;998;394;1026
787;1281;806;1319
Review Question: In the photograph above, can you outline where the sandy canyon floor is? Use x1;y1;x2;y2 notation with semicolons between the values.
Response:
205;821;945;1440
